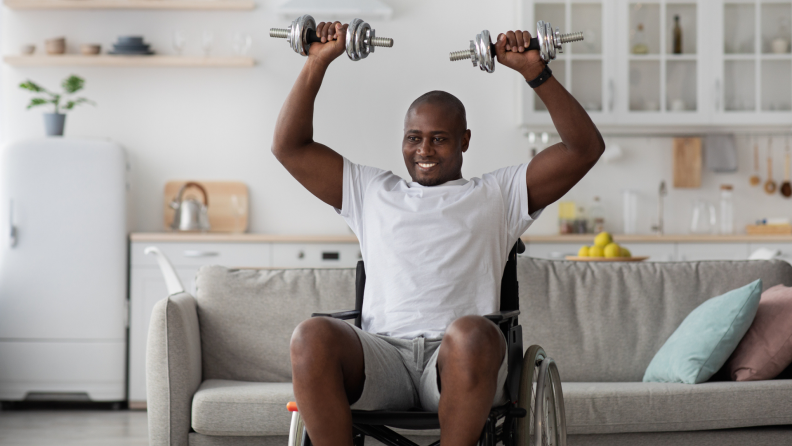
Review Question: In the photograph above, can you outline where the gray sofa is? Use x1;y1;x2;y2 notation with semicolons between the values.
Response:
147;258;792;446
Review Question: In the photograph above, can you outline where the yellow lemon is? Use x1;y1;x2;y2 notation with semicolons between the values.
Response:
594;231;613;247
578;246;590;257
621;247;632;258
589;245;605;257
604;243;621;258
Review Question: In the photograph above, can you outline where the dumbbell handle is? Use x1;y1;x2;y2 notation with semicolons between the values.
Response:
491;37;541;54
269;27;393;47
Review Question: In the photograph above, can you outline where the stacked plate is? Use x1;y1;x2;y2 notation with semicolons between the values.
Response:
108;36;154;55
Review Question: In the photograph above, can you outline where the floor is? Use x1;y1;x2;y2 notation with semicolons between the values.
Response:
0;409;148;446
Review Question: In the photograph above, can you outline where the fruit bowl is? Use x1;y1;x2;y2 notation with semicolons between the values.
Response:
565;256;649;262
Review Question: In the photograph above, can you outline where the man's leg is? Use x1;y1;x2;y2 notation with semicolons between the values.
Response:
290;317;365;446
436;315;507;446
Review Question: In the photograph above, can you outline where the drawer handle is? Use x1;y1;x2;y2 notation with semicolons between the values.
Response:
297;251;305;259
183;250;220;258
322;252;340;260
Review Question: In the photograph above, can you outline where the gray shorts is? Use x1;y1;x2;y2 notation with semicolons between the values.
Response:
348;324;508;412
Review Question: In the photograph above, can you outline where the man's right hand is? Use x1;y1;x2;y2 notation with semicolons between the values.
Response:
309;22;349;66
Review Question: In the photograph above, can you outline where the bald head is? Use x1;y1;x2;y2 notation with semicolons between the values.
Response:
406;91;467;136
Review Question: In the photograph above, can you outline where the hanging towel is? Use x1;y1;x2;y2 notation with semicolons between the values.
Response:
704;134;738;173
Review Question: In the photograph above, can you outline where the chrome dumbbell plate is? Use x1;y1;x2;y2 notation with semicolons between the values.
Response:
289;14;316;56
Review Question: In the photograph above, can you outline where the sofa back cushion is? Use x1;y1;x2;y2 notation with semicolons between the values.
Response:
518;259;792;382
195;267;356;382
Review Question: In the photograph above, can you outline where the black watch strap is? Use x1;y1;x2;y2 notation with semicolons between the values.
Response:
527;65;552;89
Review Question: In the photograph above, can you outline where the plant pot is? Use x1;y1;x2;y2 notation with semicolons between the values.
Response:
43;113;66;136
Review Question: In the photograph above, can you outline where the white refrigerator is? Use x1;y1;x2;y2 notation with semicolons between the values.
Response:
0;138;128;402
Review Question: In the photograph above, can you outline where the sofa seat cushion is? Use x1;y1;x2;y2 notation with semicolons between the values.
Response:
192;380;295;436
564;381;792;435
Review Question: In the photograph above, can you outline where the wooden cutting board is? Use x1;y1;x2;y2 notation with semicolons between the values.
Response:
163;181;248;233
673;137;702;188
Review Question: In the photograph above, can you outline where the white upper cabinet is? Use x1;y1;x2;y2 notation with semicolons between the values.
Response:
521;0;617;126
521;0;792;133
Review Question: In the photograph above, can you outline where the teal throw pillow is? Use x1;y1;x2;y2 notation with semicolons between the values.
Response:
643;279;762;384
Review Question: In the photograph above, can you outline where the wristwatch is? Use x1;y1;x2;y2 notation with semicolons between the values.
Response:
527;65;553;89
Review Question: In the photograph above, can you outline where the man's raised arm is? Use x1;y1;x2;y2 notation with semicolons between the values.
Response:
495;31;606;215
272;22;349;209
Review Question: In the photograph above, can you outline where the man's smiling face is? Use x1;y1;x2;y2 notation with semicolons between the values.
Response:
402;92;471;187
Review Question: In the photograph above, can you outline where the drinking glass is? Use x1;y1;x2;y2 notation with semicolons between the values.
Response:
232;32;252;56
201;30;214;56
172;31;186;55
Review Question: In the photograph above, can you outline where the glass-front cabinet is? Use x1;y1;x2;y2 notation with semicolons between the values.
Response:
715;1;792;125
520;0;616;126
521;0;792;131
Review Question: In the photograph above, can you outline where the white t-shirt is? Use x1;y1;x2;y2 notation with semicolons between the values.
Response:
336;158;541;339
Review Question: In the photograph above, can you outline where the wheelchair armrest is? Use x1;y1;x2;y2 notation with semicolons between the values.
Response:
311;310;360;320
484;310;520;324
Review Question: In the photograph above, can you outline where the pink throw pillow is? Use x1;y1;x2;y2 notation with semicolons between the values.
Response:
725;284;792;381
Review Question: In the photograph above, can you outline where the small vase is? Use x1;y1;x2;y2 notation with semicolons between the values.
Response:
43;113;66;136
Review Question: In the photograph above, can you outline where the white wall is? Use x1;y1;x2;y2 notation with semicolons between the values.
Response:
1;1;788;236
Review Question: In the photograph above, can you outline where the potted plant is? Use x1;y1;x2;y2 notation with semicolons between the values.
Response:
20;75;95;137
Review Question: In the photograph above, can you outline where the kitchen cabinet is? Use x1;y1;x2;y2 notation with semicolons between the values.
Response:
521;0;792;132
127;235;360;407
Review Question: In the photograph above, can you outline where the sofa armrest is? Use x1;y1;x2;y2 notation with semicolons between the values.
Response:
147;292;203;446
311;310;360;320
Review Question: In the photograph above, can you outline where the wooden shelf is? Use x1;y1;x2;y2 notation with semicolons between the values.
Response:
4;55;255;67
3;0;255;10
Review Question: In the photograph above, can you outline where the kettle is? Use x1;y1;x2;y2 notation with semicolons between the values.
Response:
170;182;211;232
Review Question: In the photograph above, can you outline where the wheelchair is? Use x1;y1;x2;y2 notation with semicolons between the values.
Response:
287;240;567;446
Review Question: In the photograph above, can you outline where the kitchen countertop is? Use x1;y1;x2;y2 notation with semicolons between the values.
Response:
522;234;792;243
130;233;359;243
130;233;792;244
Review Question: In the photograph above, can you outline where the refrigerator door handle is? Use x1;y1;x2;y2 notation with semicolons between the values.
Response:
9;200;18;248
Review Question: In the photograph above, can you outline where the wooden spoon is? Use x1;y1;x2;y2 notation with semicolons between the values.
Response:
765;138;777;194
749;138;761;186
782;138;792;198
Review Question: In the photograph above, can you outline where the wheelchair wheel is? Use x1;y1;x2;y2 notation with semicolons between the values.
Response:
549;360;567;446
287;410;311;446
517;345;546;446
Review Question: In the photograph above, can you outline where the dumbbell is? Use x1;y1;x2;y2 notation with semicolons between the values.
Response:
269;15;394;61
449;21;584;73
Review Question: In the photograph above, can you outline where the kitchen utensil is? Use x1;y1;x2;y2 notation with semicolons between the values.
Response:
169;182;211;232
565;256;649;262
45;37;66;55
782;139;792;198
80;44;101;55
765;138;777;194
749;137;761;186
690;199;717;234
164;181;248;232
673;137;702;188
20;44;35;55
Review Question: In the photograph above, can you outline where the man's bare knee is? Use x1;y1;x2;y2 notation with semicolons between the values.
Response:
444;316;505;364
290;317;344;363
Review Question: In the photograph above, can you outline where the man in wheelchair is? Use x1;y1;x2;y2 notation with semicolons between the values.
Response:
272;22;604;446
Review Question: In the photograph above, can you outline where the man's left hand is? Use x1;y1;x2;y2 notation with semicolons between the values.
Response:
495;31;545;81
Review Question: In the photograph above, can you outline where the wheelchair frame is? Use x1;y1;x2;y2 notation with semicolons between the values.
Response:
288;241;567;446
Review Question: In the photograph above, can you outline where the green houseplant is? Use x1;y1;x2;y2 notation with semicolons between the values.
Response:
20;75;95;136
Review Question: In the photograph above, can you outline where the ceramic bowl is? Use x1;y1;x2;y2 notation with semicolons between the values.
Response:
81;44;101;55
45;37;66;55
20;44;35;55
117;36;144;46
